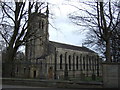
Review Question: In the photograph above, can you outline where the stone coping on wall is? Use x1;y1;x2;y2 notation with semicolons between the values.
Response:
102;62;120;65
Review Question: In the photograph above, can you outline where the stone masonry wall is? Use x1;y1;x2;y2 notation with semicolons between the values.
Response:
102;63;120;88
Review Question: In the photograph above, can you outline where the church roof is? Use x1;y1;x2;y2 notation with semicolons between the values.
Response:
49;41;96;53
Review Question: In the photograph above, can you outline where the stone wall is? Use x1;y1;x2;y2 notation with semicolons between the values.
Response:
102;63;120;88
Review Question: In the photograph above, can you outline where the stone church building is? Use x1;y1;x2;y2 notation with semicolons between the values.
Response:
14;9;101;79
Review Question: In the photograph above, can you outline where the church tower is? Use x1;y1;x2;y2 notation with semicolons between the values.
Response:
26;6;49;62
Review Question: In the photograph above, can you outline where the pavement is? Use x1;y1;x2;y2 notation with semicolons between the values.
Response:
2;84;101;90
2;85;56;90
2;85;46;88
2;78;104;89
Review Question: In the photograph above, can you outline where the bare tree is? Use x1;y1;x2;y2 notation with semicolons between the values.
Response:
69;0;120;62
0;1;49;77
111;12;120;62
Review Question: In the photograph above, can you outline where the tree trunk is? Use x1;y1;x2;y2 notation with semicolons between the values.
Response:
106;39;111;62
3;47;17;77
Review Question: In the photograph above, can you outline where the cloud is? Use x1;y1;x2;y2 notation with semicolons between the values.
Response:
48;0;87;46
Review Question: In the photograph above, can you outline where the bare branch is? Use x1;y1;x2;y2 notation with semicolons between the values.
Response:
0;31;9;45
1;3;15;23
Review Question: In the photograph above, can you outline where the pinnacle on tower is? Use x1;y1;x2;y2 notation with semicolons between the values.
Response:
46;3;49;17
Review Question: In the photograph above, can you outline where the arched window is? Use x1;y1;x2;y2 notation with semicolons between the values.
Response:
42;21;44;29
89;56;91;70
24;67;26;74
92;56;94;71
76;56;79;70
30;40;32;59
80;54;82;71
39;21;44;29
69;55;71;70
39;21;41;28
60;54;62;69
83;56;85;70
73;53;75;70
95;57;97;70
86;55;88;71
16;66;18;73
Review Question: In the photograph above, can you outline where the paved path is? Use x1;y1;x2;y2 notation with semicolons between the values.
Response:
2;85;46;88
2;85;94;90
2;85;54;90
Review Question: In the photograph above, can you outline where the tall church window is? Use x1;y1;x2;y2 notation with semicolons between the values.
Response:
86;55;88;71
69;55;71;70
33;38;35;59
83;56;85;70
89;56;91;70
42;21;44;29
76;56;79;70
95;58;97;70
24;67;26;74
91;57;93;70
16;66;18;73
38;21;44;29
60;54;62;69
92;56;94;71
73;53;75;70
94;58;96;70
80;54;82;71
30;40;32;60
28;67;30;72
39;21;41;28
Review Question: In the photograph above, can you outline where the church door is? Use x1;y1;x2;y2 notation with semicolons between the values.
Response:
33;70;36;78
48;67;53;79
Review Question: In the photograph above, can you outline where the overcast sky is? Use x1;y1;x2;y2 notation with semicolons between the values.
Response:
0;0;95;52
46;0;119;46
0;0;119;56
0;0;87;46
0;0;91;52
47;0;87;46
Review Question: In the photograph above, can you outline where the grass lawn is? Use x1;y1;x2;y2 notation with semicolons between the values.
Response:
84;76;103;82
69;76;103;82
